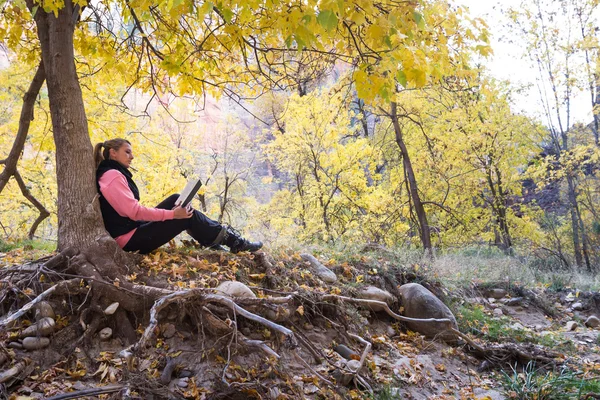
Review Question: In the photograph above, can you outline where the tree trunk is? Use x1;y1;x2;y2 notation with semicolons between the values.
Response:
30;0;108;250
390;102;432;255
566;175;584;268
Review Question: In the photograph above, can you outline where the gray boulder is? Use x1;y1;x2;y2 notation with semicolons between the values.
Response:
398;283;458;343
585;315;599;328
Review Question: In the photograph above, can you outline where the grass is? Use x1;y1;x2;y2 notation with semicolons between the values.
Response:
500;361;600;399
0;238;56;253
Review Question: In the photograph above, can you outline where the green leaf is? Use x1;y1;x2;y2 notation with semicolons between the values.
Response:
220;7;233;23
413;11;425;29
31;5;39;17
396;70;407;87
317;10;338;31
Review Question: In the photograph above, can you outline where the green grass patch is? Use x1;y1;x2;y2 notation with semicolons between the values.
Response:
0;238;56;253
501;361;600;399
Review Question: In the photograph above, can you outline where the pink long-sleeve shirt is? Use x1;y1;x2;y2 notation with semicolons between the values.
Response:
98;170;175;248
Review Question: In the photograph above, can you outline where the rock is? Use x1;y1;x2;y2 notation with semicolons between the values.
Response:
8;342;23;349
357;286;395;312
486;288;507;299
334;344;359;360
177;378;189;388
215;281;256;298
104;302;119;315
22;337;50;350
345;359;362;372
300;253;337;283
585;315;600;328
35;301;55;321
398;283;458;343
488;298;496;304
99;327;112;341
504;297;523;306
19;317;55;338
493;308;503;317
509;322;525;331
303;383;319;395
163;323;177;339
178;369;194;378
571;302;584;311
565;321;578;331
387;326;397;337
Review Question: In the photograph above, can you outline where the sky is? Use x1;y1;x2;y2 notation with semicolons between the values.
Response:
455;0;592;127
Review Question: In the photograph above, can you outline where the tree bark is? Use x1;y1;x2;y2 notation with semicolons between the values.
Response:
390;102;432;255
29;0;109;250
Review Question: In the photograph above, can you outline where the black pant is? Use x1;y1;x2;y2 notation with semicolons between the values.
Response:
123;194;223;254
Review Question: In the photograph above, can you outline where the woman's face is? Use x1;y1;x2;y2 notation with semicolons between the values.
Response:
109;143;134;168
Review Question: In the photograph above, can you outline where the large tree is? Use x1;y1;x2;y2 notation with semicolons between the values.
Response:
0;0;488;252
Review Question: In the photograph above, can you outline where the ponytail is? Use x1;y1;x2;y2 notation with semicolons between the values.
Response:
93;138;131;169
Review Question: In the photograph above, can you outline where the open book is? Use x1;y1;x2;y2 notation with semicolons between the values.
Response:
175;178;203;207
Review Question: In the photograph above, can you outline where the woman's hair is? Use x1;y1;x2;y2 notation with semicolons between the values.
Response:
93;138;131;168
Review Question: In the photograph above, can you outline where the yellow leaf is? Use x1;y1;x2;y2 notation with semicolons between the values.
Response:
296;305;304;316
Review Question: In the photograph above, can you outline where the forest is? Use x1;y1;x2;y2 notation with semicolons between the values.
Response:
0;0;600;398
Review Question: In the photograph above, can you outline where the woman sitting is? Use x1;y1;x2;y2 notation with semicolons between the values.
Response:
94;138;262;254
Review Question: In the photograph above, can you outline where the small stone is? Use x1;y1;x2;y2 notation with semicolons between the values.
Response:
505;297;523;306
19;317;55;338
493;308;503;317
268;387;281;400
177;378;189;388
162;323;177;339
487;288;507;299
8;342;23;349
215;281;256;298
488;298;496;304
565;321;578;331
387;326;396;337
22;337;50;350
178;370;194;378
346;359;361;372
303;383;319;395
303;323;314;330
104;302;120;315
99;327;112;341
35;301;55;321
584;315;600;328
509;322;525;331
300;253;337;283
357;286;395;312
571;302;584;311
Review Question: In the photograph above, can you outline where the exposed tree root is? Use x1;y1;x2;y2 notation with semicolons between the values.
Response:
0;358;31;384
43;384;125;400
449;328;561;368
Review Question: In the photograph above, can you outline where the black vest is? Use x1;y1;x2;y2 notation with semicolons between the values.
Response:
96;160;143;237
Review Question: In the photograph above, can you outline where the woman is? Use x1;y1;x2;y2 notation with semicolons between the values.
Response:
94;138;262;254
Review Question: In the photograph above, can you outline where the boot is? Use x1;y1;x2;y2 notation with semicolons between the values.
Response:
223;226;263;253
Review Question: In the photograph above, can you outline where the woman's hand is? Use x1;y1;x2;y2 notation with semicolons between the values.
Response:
173;204;193;219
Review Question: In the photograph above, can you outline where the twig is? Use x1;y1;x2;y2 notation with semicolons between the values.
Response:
241;339;280;359
348;333;371;372
44;384;125;400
